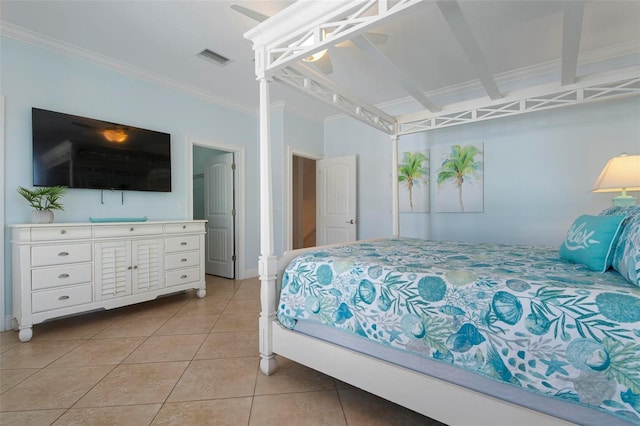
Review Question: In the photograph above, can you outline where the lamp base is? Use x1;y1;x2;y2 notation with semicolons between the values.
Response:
612;195;638;207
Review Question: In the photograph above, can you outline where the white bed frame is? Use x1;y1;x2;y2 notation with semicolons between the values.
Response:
244;1;639;424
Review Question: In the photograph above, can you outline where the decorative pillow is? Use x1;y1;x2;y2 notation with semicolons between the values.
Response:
610;214;640;287
599;206;640;286
559;214;625;272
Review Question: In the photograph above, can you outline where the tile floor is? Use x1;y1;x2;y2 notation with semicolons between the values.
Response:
0;275;442;425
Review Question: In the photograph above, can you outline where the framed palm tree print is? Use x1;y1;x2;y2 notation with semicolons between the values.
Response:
433;143;484;213
398;150;430;212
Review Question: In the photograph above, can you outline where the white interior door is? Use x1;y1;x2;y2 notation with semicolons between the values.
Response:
204;153;235;278
317;155;357;245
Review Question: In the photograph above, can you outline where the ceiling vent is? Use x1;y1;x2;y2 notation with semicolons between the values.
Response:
196;48;232;67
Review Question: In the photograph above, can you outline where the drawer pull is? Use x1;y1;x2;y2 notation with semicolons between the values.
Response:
60;230;66;234
180;242;188;246
181;258;187;262
130;227;135;232
58;251;69;256
182;225;186;229
58;295;70;301
181;274;188;279
128;266;132;270
133;265;138;269
58;273;70;279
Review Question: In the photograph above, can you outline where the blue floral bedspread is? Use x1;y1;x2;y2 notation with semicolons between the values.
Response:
278;238;640;423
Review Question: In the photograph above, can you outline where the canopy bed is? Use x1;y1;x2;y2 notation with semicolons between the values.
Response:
244;1;640;425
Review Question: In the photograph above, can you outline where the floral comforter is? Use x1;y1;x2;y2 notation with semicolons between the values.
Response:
278;238;640;423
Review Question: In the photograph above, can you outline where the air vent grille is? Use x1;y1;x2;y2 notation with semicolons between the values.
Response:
197;48;232;67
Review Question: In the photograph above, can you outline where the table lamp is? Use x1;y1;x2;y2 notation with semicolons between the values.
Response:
592;153;640;207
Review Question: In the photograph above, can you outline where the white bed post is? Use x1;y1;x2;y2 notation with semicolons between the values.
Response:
257;68;278;375
391;133;400;237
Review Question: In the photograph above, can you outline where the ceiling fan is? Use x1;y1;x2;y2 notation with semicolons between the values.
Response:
231;3;389;74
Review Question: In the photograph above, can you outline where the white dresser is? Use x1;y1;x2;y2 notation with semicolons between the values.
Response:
10;220;207;342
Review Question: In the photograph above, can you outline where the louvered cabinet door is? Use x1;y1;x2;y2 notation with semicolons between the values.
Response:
94;241;131;301
131;238;165;293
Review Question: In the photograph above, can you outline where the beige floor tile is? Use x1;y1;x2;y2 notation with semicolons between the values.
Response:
231;280;260;301
0;368;39;393
249;390;347;426
204;279;239;298
152;398;252;425
49;337;145;367
0;341;19;354
0;330;21;344
53;404;161;425
223;298;261;313
212;311;258;332
92;316;168;339
123;334;206;363
175;297;229;317
154;314;219;335
168;357;259;402
0;340;83;369
0;366;113;411
194;331;258;359
339;388;442;425
75;361;188;407
0;409;65;426
254;356;337;395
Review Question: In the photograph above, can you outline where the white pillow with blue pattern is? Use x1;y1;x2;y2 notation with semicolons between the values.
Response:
560;214;625;272
599;206;640;286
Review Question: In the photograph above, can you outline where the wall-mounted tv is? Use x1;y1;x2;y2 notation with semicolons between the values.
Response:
32;108;171;192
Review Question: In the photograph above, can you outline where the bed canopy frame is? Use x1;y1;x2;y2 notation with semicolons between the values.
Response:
244;1;640;424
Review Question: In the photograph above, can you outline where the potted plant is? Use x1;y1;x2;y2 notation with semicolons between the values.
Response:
17;186;66;223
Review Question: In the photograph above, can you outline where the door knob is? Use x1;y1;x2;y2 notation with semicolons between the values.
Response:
345;219;356;224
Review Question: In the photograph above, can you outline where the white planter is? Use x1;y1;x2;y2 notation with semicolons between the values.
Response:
32;210;54;224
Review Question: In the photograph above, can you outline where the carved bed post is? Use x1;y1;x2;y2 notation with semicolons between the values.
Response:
391;133;400;237
257;70;278;375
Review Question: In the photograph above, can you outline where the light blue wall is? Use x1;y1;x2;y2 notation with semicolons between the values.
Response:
325;96;640;245
0;36;262;318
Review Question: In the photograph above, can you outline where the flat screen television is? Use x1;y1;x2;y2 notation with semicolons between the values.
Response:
32;108;171;192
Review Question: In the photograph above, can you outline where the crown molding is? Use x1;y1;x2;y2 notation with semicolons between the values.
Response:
0;21;258;116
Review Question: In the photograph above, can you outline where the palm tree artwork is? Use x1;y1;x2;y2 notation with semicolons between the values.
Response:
436;144;483;212
398;151;429;212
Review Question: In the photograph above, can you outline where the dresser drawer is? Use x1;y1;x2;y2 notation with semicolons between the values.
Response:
165;222;204;234
32;284;92;313
93;224;164;238
165;235;200;253
166;267;200;287
166;251;200;270
32;264;92;291
31;243;92;267
31;226;92;242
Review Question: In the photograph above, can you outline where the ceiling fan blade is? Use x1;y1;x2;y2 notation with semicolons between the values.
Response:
230;4;269;22
314;53;333;74
364;32;389;45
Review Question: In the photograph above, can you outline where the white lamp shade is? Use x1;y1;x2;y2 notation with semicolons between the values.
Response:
592;154;640;193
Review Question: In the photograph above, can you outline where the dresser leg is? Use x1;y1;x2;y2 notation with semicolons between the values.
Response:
18;327;33;342
197;288;206;299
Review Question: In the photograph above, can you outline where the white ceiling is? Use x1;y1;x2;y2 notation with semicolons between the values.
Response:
1;0;639;121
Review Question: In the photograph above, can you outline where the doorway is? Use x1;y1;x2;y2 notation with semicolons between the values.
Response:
191;141;245;280
292;155;316;250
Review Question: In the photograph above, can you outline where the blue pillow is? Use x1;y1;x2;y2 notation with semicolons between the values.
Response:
559;214;625;272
